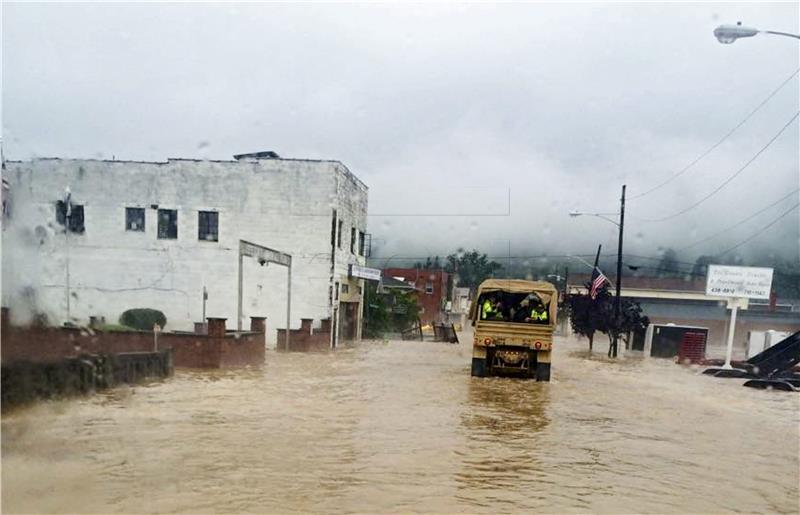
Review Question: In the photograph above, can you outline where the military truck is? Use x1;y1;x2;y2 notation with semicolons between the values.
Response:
469;279;558;381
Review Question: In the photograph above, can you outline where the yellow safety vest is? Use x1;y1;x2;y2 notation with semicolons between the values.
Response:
531;308;548;322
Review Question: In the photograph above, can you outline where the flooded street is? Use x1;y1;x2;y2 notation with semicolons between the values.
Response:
3;335;799;514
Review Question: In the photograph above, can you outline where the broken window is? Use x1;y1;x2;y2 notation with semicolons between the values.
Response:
125;207;145;231
198;211;218;242
337;220;343;249
157;209;178;239
350;227;356;253
55;201;85;233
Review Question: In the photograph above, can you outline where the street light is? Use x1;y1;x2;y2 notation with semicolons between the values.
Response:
569;184;626;357
714;21;800;44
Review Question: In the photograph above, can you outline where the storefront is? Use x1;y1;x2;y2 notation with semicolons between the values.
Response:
337;265;381;344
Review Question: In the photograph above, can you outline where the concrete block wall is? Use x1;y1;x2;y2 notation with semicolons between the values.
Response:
2;157;369;347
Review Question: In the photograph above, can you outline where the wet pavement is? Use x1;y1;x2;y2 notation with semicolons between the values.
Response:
2;335;798;514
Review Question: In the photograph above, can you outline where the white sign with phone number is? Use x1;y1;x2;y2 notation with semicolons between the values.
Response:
705;265;773;299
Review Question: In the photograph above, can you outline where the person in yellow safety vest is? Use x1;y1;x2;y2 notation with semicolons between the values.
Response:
481;298;494;320
526;304;549;324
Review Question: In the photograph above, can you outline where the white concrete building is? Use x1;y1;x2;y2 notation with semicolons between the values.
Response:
1;153;370;347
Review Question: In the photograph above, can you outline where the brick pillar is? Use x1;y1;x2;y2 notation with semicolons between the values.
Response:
320;318;332;333
250;317;266;333
301;318;313;333
207;318;227;338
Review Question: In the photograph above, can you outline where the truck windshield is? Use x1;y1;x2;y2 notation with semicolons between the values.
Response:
476;292;550;324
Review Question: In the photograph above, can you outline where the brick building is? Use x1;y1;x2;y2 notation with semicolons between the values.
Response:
2;153;370;348
382;268;450;324
568;275;800;360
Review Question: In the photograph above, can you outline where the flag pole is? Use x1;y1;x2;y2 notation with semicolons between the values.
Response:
593;244;602;270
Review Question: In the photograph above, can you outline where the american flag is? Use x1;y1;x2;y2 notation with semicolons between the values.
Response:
589;266;609;299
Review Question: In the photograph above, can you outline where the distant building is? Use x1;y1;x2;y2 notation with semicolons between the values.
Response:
568;275;800;359
2;154;371;348
382;268;449;324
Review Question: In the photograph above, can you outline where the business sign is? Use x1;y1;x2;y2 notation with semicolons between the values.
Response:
349;264;381;282
705;265;773;299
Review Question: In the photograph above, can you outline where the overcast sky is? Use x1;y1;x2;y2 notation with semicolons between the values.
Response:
3;2;798;269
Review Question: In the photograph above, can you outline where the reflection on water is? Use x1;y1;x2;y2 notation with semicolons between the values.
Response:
455;380;550;509
2;336;798;514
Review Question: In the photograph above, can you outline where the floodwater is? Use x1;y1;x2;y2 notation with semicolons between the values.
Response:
3;335;799;514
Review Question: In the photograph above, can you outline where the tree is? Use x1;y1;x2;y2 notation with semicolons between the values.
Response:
414;255;442;270
363;282;421;338
564;288;648;356
445;249;503;291
656;248;680;277
691;255;714;278
564;290;609;351
602;297;650;357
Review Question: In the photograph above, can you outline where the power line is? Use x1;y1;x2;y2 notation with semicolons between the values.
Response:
629;68;800;201
679;188;800;251
716;202;800;256
635;111;799;223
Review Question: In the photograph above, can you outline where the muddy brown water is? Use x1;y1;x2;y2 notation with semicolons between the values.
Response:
2;335;798;514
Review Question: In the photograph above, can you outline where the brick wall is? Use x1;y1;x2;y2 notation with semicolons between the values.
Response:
383;268;449;324
1;312;265;368
276;317;332;352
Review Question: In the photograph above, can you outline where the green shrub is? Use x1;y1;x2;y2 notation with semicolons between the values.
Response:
119;309;166;331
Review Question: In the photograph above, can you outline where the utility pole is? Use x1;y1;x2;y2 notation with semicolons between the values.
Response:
612;184;626;358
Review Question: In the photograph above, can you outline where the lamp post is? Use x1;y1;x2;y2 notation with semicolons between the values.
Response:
569;184;626;357
714;22;800;44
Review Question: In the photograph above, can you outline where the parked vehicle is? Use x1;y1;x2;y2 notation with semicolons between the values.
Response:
469;279;558;381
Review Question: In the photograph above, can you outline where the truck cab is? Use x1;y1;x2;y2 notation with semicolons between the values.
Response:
469;279;558;381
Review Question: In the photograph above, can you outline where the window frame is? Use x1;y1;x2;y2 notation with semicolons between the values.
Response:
197;210;219;242
157;208;178;240
358;231;366;256
125;207;145;232
55;201;85;234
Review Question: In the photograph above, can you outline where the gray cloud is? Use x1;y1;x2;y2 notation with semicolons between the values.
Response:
3;2;798;265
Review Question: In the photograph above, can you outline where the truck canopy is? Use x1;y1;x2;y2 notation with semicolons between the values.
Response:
468;279;557;321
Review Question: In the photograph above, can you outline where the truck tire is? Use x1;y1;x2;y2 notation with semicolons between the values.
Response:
535;362;551;382
471;358;488;377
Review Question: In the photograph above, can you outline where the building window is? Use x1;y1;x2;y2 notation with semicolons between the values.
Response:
198;211;218;242
425;282;434;295
341;283;350;294
157;209;178;239
358;231;366;256
125;207;145;232
334;282;340;301
337;220;343;249
350;227;356;253
331;210;337;246
55;201;85;233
